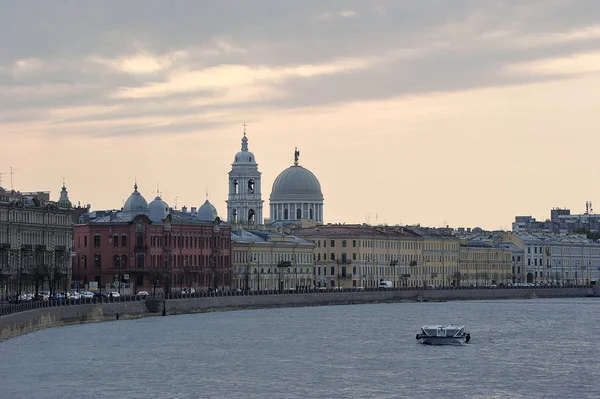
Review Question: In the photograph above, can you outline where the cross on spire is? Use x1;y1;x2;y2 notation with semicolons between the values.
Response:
242;122;247;136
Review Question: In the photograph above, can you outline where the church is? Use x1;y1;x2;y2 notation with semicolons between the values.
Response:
225;131;324;227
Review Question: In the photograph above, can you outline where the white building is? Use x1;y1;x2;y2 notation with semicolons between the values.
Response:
504;233;600;284
269;148;324;225
226;132;264;226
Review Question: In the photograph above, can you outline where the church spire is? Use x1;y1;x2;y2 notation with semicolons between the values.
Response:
58;179;71;206
241;123;249;152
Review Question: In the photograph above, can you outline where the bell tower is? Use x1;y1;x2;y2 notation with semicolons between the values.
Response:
226;126;263;226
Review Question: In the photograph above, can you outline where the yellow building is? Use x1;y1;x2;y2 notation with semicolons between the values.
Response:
231;229;315;291
458;242;513;286
292;224;429;289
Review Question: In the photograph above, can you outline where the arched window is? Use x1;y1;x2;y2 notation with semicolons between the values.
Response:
122;255;128;268
113;235;119;247
296;209;301;219
121;234;127;247
310;208;314;220
232;209;237;222
284;208;289;220
233;179;239;194
113;255;120;269
248;209;255;223
248;179;255;193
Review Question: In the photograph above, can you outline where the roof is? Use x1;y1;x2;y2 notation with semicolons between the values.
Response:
291;224;421;239
232;229;314;247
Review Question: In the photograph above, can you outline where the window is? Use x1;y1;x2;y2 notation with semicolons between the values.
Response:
94;254;101;268
296;209;301;219
352;253;357;260
352;240;356;247
84;236;87;247
121;235;127;247
113;235;119;247
137;232;143;247
342;240;347;248
113;255;120;269
317;240;321;248
94;234;101;248
122;255;128;269
330;266;335;275
310;208;314;219
330;240;335;247
330;253;335;261
137;254;145;268
248;179;255;194
284;208;289;219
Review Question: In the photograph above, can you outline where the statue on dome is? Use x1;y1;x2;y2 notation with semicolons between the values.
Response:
294;147;300;165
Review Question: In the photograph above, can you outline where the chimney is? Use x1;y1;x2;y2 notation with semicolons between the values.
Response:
191;207;197;214
182;205;188;213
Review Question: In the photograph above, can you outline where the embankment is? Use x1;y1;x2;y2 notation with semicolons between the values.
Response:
1;287;597;341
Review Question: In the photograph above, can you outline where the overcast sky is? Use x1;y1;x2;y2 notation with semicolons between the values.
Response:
2;0;600;229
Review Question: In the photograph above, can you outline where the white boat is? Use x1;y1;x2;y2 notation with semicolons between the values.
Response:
416;325;470;345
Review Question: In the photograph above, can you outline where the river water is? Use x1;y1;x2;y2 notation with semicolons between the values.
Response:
1;298;599;399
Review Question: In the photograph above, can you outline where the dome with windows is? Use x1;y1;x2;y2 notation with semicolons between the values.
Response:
269;148;324;224
232;133;257;165
270;165;323;201
148;195;169;222
123;183;149;213
197;199;218;221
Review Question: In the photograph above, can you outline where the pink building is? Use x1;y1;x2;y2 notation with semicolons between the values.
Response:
73;184;231;294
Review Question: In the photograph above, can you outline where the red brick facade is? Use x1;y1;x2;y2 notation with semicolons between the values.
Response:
73;214;231;294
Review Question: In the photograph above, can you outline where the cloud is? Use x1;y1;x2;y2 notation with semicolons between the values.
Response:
506;51;600;77
4;0;600;141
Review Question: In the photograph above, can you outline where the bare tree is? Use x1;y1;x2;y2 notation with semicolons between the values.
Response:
147;265;168;297
30;263;46;298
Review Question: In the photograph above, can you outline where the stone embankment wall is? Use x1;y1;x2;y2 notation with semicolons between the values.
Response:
166;287;594;314
1;287;595;341
0;301;150;341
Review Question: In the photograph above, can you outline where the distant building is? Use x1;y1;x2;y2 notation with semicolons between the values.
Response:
512;202;600;233
269;148;324;226
458;241;512;287
231;229;315;291
0;185;73;299
226;133;264;226
73;184;231;294
503;232;600;284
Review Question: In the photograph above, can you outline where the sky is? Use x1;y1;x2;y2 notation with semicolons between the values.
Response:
2;0;600;230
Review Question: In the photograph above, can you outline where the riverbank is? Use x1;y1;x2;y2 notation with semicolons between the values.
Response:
1;286;597;341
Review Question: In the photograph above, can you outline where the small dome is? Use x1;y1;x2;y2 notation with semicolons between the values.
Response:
197;199;218;221
149;196;169;222
232;133;257;165
270;165;323;201
123;183;149;213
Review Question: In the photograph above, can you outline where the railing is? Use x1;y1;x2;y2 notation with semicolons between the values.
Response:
0;284;593;317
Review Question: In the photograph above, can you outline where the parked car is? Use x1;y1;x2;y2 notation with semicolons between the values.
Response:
136;291;150;298
68;292;81;300
108;291;120;298
79;291;94;299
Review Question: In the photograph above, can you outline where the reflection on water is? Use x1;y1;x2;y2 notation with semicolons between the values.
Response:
1;298;599;399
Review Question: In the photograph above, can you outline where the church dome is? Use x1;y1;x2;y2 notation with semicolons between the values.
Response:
149;196;169;222
197;199;218;221
232;133;257;165
270;165;323;201
123;183;149;213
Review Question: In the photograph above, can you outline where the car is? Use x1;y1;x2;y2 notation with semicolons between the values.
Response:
79;291;94;299
108;291;120;298
68;292;81;300
136;290;150;298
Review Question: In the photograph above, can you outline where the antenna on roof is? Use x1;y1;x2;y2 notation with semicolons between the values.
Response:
0;172;4;188
174;196;179;210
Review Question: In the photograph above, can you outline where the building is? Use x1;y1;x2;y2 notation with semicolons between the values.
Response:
512;202;600;233
405;226;460;288
226;132;264;226
0;185;73;299
292;224;426;289
73;184;232;294
231;229;315;291
503;232;600;284
458;241;513;287
269;148;324;225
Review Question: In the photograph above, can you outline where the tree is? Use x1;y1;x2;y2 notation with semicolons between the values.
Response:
147;265;168;297
30;263;46;298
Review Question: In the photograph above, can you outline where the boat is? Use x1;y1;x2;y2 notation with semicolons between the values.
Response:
416;325;470;345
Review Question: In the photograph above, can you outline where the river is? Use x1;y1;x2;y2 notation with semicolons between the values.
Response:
1;298;599;398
